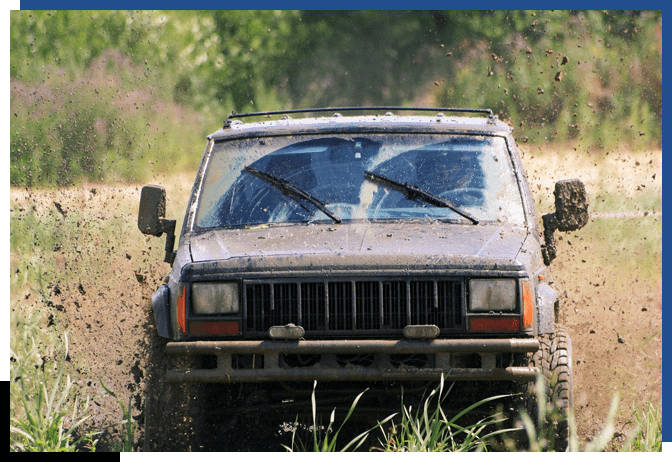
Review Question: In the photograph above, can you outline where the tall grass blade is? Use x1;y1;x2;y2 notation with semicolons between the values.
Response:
100;379;136;452
583;395;618;452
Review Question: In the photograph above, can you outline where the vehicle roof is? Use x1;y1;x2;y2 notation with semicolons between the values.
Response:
207;109;513;141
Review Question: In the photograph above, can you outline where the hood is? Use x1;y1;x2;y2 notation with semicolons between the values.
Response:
185;221;532;275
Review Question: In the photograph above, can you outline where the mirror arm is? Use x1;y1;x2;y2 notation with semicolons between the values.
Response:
159;218;177;265
541;213;558;266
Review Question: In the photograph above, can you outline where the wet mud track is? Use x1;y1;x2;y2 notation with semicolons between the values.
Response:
9;149;662;451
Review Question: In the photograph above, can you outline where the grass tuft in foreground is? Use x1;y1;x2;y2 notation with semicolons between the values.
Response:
10;334;98;452
99;380;138;452
283;374;662;452
282;381;396;452
619;401;663;452
284;376;517;452
376;376;516;452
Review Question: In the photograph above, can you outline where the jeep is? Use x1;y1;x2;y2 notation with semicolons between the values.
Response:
139;107;588;449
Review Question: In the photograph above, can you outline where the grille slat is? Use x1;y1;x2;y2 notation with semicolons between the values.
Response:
246;279;463;335
329;282;352;330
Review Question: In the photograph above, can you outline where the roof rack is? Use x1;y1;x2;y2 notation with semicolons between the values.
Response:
223;106;494;128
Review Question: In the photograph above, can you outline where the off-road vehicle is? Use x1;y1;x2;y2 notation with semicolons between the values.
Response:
139;107;588;449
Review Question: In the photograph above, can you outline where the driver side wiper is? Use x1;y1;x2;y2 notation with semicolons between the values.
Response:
364;170;479;224
244;166;342;224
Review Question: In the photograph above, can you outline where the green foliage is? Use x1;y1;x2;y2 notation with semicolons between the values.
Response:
434;11;661;149
621;402;663;452
257;11;440;109
283;381;396;452
283;375;659;453
10;334;98;452
10;49;205;186
377;376;516;452
99;380;137;452
10;11;217;106
10;11;213;187
284;377;516;452
10;10;661;187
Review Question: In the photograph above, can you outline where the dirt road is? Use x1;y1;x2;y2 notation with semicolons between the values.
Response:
9;150;662;450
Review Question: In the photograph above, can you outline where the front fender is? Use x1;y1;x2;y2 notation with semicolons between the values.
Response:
535;282;557;335
151;284;172;338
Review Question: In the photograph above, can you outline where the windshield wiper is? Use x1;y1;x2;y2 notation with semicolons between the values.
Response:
244;166;342;224
364;170;479;224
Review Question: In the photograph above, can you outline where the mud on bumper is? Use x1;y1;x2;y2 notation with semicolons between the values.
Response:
165;338;539;383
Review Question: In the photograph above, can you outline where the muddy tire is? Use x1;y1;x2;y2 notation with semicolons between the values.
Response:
142;326;207;451
526;325;574;451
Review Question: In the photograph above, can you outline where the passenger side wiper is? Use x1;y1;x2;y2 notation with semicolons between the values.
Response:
244;166;342;224
364;170;479;224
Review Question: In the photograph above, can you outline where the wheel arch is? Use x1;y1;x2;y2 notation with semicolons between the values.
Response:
535;282;557;335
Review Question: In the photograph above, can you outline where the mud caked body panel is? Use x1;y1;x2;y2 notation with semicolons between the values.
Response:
139;108;587;386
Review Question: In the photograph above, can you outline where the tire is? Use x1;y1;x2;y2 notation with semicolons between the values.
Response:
142;324;206;451
526;325;574;451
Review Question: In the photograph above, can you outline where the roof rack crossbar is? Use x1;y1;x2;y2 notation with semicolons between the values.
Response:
224;106;494;127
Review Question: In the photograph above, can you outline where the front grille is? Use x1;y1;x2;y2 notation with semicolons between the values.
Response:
245;278;464;336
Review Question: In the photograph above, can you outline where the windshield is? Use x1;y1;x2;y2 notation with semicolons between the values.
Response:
193;133;526;229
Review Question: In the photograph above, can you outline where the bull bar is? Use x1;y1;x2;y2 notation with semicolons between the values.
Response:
165;338;539;384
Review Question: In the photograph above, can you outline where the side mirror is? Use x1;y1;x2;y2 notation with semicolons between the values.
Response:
138;185;167;236
138;185;176;264
542;179;589;265
554;179;589;231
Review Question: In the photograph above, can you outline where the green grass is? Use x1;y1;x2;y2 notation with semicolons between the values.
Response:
10;333;98;452
376;377;516;452
283;375;660;453
283;381;396;452
620;402;663;452
9;193;162;452
564;215;662;289
8;293;85;452
100;380;137;452
283;377;515;453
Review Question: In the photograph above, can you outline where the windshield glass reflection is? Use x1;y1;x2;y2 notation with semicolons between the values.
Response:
194;134;525;229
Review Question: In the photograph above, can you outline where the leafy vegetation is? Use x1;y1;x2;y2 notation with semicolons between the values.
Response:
375;376;515;452
10;10;661;187
282;375;658;453
100;380;137;452
621;401;663;452
10;333;98;452
283;381;396;452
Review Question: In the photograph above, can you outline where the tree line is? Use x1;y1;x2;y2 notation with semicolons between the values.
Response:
10;10;662;186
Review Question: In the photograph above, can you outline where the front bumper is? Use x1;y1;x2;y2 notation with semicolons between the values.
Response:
165;338;539;383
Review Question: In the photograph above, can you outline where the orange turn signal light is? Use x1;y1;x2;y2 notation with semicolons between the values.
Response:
521;281;534;328
177;286;187;333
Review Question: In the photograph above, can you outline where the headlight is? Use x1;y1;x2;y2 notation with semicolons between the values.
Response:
469;279;516;312
191;282;240;315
